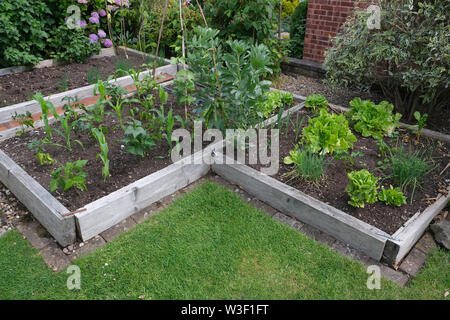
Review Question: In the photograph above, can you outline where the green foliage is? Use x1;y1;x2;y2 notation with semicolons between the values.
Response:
12;111;34;136
257;91;294;119
115;59;134;77
324;0;449;120
36;152;55;166
50;160;88;193
87;69;102;85
283;146;329;182
121;120;155;158
288;0;308;59
346;169;379;208
302;110;357;155
34;93;58;139
282;0;300;18
92;128;110;182
0;0;52;67
384;145;432;201
305;94;328;114
184;27;273;130
413;111;428;141
49;25;100;64
378;185;407;207
204;0;278;43
346;98;402;139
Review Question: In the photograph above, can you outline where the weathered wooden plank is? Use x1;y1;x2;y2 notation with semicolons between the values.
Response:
212;155;389;260
0;150;75;246
384;187;450;267
75;151;210;241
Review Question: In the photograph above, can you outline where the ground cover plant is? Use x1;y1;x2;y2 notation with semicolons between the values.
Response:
0;182;449;300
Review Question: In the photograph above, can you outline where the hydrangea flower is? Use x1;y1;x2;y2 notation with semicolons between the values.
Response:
89;34;99;43
98;30;107;38
107;5;118;12
103;39;113;48
77;0;88;4
115;0;130;7
89;16;100;24
98;9;107;17
78;20;87;28
91;12;99;19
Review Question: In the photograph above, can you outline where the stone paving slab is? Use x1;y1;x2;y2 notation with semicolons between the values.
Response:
415;231;437;254
100;217;137;243
69;235;107;260
16;219;53;250
399;248;427;277
40;242;72;272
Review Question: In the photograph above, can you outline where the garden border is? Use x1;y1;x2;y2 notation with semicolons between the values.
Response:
0;48;177;125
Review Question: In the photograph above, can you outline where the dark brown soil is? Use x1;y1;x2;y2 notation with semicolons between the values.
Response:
273;74;450;134
248;108;449;235
0;49;155;107
0;89;203;211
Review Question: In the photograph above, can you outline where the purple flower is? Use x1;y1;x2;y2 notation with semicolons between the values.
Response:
102;39;113;48
77;0;88;4
89;34;99;43
91;12;99;19
98;9;107;17
115;0;129;7
79;20;87;28
107;5;118;12
98;30;107;38
89;16;100;24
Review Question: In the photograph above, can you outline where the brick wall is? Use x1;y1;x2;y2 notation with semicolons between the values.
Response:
302;0;374;63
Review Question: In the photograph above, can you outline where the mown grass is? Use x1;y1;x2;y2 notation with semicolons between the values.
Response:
0;181;448;300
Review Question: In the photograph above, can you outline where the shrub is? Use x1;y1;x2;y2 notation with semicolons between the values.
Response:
324;0;450;120
283;146;329;182
302;110;357;155
288;0;308;59
378;185;407;207
0;0;52;67
204;0;278;43
346;169;379;208
346;98;402;139
50;25;101;63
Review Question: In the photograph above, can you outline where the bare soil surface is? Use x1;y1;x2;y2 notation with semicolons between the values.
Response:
0;49;154;107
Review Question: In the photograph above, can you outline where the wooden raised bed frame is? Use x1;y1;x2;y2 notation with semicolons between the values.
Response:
0;87;448;267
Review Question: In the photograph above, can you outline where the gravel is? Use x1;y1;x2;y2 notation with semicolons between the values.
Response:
0;182;29;233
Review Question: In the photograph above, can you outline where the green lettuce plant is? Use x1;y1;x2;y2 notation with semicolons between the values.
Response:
302;110;357;155
346;98;402;139
346;169;379;208
305;94;328;114
378;185;407;207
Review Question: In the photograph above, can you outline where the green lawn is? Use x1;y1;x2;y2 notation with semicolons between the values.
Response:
0;181;448;299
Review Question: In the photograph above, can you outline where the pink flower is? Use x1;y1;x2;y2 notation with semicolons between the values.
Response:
91;12;99;19
89;34;99;43
98;9;107;17
107;5;118;12
77;0;88;4
102;39;113;48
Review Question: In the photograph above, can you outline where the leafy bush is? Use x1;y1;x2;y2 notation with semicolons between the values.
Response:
204;0;278;43
50;160;88;193
283;146;329;182
182;27;273;130
346;98;402;139
324;0;450;120
346;169;379;208
50;25;101;64
302;110;357;155
288;0;308;59
305;94;328;114
0;0;52;67
378;185;407;207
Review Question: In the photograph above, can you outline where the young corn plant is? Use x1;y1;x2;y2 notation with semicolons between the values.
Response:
92;128;110;182
34;92;58;139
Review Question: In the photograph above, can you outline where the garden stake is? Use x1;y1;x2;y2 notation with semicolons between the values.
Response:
153;0;169;80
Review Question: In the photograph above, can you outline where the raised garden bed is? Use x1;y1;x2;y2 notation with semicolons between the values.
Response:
0;47;176;127
212;101;450;266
